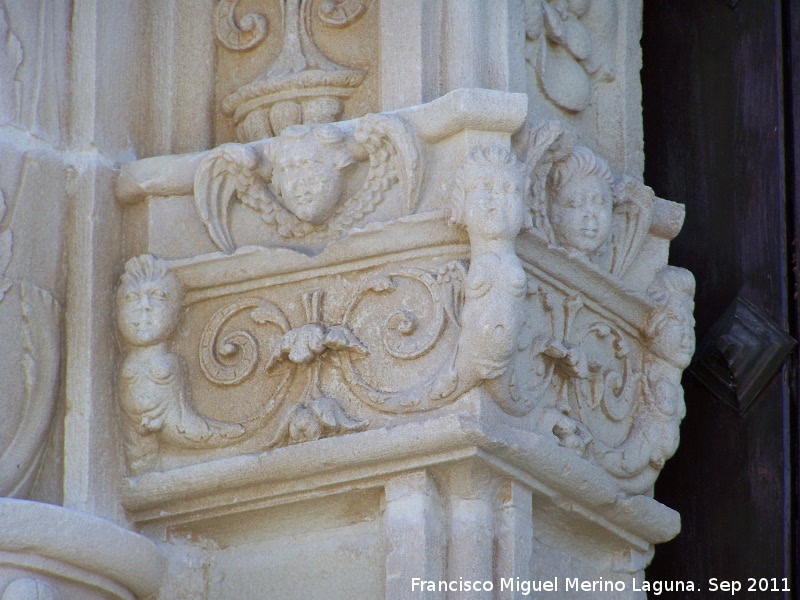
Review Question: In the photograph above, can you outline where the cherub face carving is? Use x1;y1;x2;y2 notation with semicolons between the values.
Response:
646;267;696;369
266;125;354;225
451;147;530;241
116;255;183;347
547;147;615;255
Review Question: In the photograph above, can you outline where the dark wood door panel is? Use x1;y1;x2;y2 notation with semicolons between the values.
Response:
641;1;793;595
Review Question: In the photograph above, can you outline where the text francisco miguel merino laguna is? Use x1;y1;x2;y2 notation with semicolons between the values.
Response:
411;576;695;595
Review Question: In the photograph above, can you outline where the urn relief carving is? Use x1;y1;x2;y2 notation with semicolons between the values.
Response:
216;0;371;142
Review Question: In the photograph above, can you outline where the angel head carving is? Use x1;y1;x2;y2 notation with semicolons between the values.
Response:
546;146;615;257
450;147;532;241
264;124;356;225
645;266;696;369
116;254;183;347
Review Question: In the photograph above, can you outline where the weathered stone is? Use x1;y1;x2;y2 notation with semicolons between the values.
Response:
0;2;693;598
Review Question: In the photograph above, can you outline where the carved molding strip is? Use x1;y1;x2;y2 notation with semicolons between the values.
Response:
690;296;796;414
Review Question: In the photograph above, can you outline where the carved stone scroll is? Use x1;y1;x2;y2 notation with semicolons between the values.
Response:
214;0;268;51
219;0;370;142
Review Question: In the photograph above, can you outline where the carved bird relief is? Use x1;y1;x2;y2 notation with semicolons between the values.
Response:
194;113;420;253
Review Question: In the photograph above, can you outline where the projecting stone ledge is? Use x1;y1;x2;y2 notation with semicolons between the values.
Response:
120;405;676;598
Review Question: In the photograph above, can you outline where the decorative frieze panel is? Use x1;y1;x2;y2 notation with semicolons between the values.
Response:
116;90;693;505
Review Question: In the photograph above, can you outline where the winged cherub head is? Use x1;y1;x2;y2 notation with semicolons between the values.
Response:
265;124;355;225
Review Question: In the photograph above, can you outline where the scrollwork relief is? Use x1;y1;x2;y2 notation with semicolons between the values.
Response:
194;114;420;252
538;267;694;493
199;296;290;386
214;0;268;51
265;290;367;445
116;255;246;474
219;0;371;141
341;148;531;413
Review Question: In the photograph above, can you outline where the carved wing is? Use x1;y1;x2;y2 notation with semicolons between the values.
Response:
194;143;273;254
610;177;655;277
521;120;571;238
333;113;421;232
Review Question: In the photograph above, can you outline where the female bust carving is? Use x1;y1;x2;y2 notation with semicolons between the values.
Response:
116;255;245;474
448;147;530;388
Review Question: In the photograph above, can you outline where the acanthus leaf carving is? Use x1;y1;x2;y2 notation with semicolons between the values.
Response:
265;289;368;446
214;0;268;51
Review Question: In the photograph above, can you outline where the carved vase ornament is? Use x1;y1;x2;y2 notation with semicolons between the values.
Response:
217;0;369;142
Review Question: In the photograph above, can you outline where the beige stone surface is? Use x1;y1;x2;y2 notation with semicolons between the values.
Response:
0;2;692;598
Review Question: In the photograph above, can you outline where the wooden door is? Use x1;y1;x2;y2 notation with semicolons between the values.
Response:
641;0;797;596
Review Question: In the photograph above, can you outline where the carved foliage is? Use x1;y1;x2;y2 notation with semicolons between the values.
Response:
194;115;420;252
197;288;367;447
534;266;695;494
